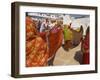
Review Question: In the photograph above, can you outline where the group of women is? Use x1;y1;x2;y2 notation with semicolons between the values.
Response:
26;16;89;67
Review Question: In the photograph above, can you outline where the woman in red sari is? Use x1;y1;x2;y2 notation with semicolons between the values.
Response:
26;16;49;67
82;27;89;64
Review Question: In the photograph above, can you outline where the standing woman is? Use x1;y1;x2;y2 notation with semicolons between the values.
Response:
82;27;90;64
40;18;50;32
63;24;73;51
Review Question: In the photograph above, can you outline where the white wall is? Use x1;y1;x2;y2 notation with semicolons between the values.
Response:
0;0;99;80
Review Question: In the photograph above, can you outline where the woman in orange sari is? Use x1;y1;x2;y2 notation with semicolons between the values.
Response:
26;16;49;67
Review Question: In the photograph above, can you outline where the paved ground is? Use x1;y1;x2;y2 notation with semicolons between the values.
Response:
53;43;83;66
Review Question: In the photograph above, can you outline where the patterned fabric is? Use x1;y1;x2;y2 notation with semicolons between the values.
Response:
26;37;49;67
26;17;49;67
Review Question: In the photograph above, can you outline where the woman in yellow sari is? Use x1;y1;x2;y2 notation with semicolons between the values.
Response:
63;25;73;50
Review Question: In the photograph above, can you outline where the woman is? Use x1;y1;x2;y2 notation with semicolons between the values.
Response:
26;16;49;67
82;27;89;64
63;24;73;51
40;18;50;32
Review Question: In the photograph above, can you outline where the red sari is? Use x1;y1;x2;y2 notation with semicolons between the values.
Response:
82;32;89;64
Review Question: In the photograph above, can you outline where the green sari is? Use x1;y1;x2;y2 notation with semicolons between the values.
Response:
63;27;73;41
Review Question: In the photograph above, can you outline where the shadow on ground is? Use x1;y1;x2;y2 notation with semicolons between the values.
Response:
74;50;83;64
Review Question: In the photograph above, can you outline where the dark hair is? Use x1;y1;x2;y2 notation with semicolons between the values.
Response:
86;27;89;34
